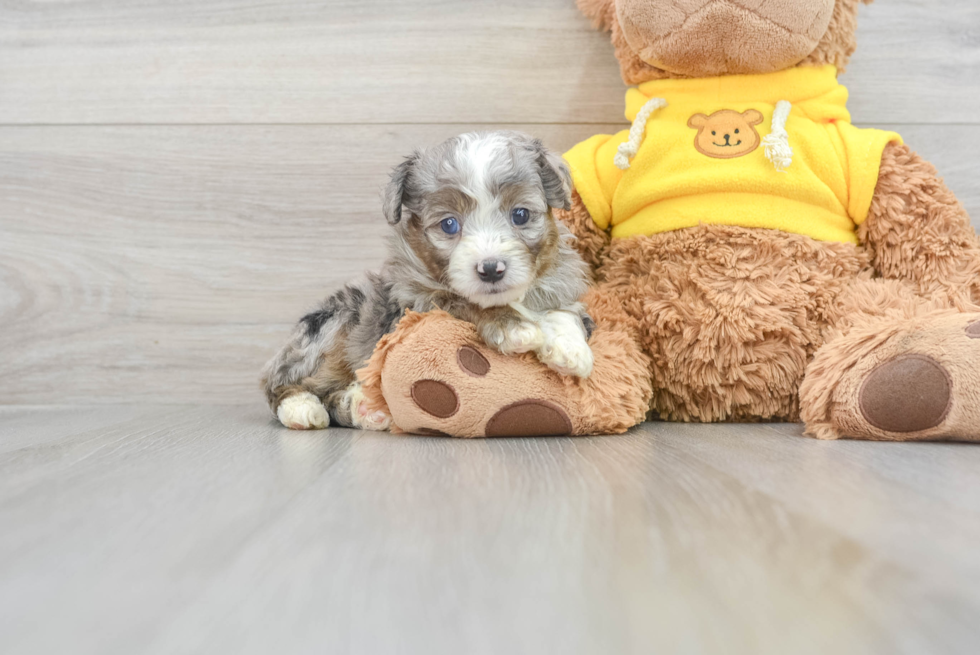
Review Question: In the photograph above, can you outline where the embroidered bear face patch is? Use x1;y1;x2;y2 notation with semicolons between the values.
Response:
688;109;764;159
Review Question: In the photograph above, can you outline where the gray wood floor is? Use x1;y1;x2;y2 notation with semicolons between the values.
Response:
3;1;980;652
3;406;980;654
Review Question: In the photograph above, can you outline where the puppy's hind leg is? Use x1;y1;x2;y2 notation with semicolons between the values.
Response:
324;382;392;431
262;286;367;430
277;389;330;430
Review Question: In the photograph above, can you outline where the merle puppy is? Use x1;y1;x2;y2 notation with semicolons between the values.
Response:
262;131;594;430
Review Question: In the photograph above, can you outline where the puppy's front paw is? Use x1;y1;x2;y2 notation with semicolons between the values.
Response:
278;391;330;430
539;334;594;378
538;311;594;378
485;321;544;355
343;383;392;431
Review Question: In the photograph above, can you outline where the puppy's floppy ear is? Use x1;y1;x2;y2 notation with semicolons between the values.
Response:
382;152;417;225
532;139;573;211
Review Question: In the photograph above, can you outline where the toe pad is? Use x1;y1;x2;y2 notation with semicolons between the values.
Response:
859;354;952;433
457;346;491;377
485;400;573;437
411;380;460;418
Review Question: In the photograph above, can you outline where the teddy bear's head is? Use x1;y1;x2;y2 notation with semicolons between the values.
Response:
579;0;874;83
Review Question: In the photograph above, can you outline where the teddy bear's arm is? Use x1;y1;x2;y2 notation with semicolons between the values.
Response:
860;142;980;309
554;190;611;273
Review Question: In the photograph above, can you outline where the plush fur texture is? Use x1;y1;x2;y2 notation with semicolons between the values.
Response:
578;0;872;84
860;143;980;310
614;0;836;78
595;220;868;422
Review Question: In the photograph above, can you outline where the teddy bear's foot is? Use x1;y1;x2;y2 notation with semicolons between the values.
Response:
382;334;577;438
356;307;652;438
801;313;980;441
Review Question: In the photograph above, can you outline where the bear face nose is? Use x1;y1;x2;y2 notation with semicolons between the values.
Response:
477;259;506;283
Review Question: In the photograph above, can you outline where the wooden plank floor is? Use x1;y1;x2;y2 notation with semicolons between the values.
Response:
1;405;980;655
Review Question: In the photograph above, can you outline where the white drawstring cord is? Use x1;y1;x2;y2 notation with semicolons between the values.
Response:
762;100;793;172
616;96;791;172
614;97;668;170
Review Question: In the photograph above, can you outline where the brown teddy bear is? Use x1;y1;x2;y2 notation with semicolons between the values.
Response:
361;0;980;441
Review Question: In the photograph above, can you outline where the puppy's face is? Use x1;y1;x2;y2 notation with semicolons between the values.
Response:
384;132;572;308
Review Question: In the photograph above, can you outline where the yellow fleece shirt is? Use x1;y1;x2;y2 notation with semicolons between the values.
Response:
564;66;902;244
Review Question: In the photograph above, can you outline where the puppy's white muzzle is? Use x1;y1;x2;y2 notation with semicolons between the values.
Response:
448;231;533;308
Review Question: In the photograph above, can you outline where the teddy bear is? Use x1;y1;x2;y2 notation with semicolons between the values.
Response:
360;0;980;441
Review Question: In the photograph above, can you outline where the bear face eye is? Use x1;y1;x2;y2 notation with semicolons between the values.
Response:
511;208;530;226
711;131;716;136
735;129;740;134
440;217;460;235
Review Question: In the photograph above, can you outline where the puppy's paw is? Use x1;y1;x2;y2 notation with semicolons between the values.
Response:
277;391;330;430
538;311;595;378
343;383;392;431
496;322;545;355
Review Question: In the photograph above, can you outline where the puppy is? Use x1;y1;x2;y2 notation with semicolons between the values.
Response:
262;131;594;430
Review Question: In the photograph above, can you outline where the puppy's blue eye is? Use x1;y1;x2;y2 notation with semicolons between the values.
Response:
511;208;530;225
440;217;460;235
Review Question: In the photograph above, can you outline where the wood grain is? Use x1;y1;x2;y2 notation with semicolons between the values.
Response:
0;0;978;125
2;124;977;405
2;408;980;654
0;124;624;404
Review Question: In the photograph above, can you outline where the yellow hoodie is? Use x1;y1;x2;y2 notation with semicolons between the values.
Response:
564;66;901;245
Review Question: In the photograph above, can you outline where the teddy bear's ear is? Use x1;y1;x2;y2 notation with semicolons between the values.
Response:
577;0;616;32
743;109;764;126
382;152;418;225
687;114;709;129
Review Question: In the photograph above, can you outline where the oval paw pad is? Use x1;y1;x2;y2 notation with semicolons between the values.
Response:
967;319;980;339
485;400;572;437
859;354;952;433
411;380;459;418
457;345;491;377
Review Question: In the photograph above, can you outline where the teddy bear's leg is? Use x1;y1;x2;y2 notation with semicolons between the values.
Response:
593;225;869;423
862;143;980;309
800;278;980;441
357;287;652;437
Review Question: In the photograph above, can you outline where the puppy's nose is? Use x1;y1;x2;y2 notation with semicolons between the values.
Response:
476;259;506;283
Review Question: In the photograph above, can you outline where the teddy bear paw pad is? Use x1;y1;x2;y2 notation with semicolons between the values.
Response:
410;379;460;418
456;346;490;377
485;400;573;437
859;354;952;434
